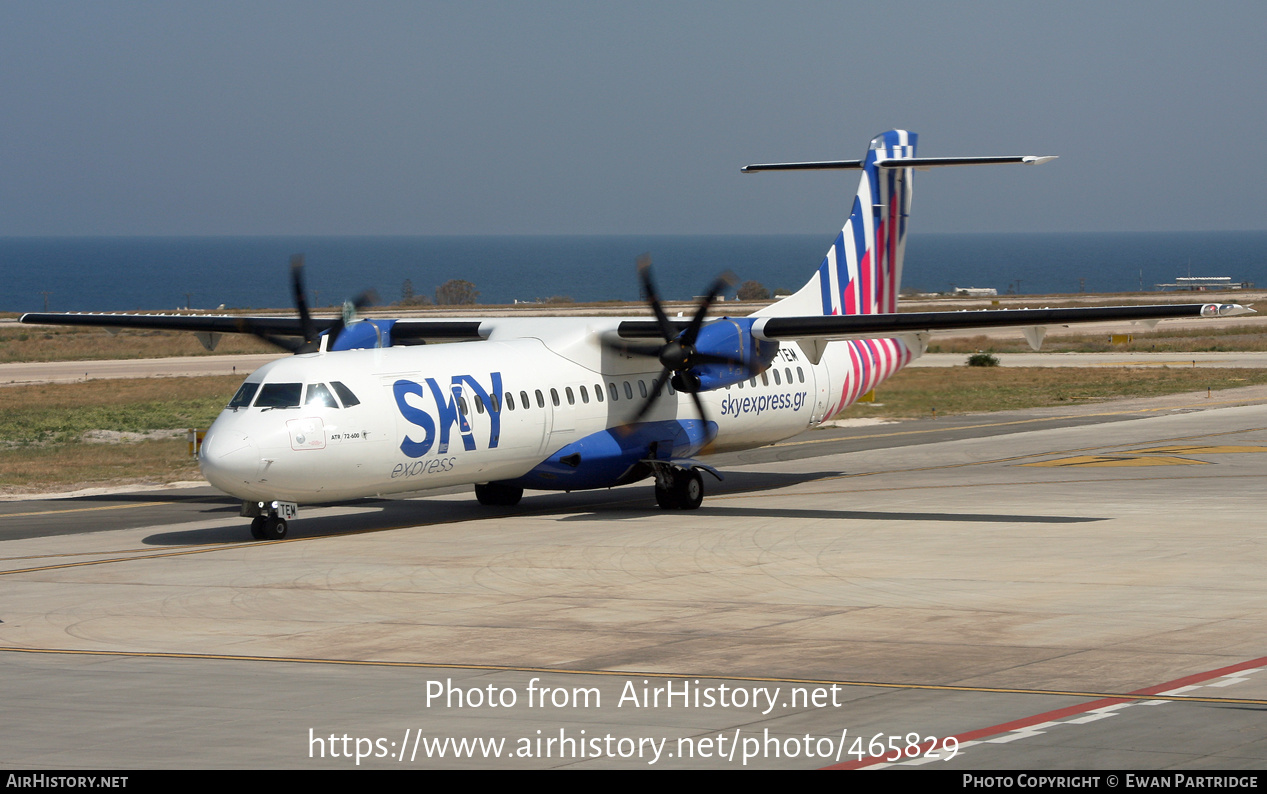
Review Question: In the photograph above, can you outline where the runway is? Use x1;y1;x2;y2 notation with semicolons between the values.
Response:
2;387;1266;769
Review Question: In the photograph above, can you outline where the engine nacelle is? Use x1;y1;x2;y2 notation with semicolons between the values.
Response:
686;317;778;392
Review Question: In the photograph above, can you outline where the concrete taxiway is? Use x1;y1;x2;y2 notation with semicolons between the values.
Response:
2;387;1266;769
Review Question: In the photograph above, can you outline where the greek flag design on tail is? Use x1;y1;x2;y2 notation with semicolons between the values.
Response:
819;129;915;317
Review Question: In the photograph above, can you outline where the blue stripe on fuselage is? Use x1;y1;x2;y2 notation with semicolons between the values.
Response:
497;419;715;492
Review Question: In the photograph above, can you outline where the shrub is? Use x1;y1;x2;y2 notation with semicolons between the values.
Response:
435;279;479;306
967;352;1000;367
737;280;771;301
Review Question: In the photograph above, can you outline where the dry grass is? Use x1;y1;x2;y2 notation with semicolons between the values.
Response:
834;367;1267;419
0;376;241;492
0;325;276;363
0;376;241;446
0;439;202;493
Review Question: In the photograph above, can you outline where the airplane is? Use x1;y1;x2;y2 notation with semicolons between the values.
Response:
19;130;1254;540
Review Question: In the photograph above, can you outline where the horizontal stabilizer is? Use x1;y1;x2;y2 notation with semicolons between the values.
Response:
742;155;1055;173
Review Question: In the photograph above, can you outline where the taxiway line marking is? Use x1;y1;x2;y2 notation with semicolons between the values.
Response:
0;501;173;519
712;472;1265;501
826;654;1267;769
2;646;1265;708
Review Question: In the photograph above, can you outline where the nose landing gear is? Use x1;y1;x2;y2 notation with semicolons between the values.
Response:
242;500;297;540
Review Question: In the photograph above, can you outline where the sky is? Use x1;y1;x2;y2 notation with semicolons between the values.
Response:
2;1;1265;236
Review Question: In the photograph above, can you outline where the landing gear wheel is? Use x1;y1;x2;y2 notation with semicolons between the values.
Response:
673;468;704;510
261;516;288;540
475;483;524;506
655;482;680;509
249;516;266;540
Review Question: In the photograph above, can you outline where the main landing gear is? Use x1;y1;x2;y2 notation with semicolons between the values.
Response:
242;500;298;540
655;468;704;510
475;483;524;506
648;461;720;510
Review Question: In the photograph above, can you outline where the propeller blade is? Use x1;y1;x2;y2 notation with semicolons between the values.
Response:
637;254;677;342
681;270;738;346
623;367;671;428
289;254;317;347
689;389;719;452
324;288;380;351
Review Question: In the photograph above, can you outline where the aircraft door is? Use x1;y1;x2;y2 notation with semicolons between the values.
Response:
809;359;831;425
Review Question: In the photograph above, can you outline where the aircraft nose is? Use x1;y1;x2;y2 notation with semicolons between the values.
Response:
199;429;261;491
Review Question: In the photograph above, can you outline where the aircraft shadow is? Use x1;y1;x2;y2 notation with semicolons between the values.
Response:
142;472;841;545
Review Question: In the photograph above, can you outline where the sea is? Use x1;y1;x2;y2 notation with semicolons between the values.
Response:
2;232;1265;313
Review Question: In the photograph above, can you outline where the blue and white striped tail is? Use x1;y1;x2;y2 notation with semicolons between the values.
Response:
758;129;917;319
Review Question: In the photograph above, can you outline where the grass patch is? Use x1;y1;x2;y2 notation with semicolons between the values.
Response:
926;323;1267;354
0;326;276;363
834;367;1267;419
0;376;240;447
0;439;203;493
0;376;240;492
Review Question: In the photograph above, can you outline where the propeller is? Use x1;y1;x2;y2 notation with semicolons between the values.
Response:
608;254;740;434
240;254;376;354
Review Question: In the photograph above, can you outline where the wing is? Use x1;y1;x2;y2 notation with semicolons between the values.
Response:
17;312;489;348
616;302;1256;362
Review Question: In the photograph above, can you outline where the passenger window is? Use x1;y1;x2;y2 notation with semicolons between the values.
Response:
773;369;781;386
331;381;361;407
550;388;560;407
623;381;633;400
536;390;545;408
594;383;604;403
749;377;757;387
521;391;530;409
737;380;744;390
305;382;338;408
475;395;485;414
785;367;793;384
797;367;804;383
638;380;648;398
505;392;515;411
579;385;589;404
229;381;260;409
458;396;469;416
255;383;302;408
667;380;675;395
761;372;769;386
608;383;619;402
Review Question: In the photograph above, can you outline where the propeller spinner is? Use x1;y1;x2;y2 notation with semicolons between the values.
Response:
610;255;742;432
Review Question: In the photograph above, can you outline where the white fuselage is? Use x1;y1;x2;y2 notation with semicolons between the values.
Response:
197;317;911;504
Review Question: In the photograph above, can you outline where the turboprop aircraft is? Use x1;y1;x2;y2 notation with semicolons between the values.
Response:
20;130;1254;540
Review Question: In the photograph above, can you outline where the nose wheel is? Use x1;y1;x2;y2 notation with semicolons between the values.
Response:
250;516;288;540
243;500;296;540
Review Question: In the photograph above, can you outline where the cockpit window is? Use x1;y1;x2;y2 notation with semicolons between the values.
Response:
305;382;337;408
331;381;360;407
255;382;302;408
228;381;260;409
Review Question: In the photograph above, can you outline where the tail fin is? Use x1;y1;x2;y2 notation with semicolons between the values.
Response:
756;130;917;318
